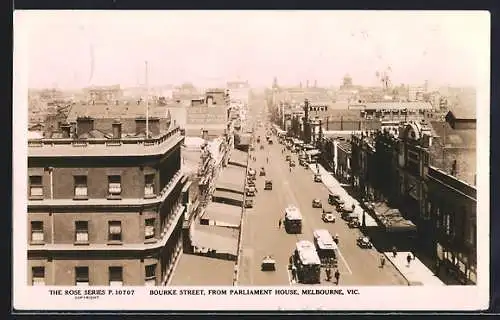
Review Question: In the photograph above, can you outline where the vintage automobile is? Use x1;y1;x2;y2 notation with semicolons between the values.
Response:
248;168;256;177
244;198;254;208
264;180;273;190
260;167;266;176
348;217;360;228
257;136;261;143
328;193;345;207
261;256;276;271
314;174;322;182
289;160;296;167
260;145;264;150
322;210;336;223
285;155;291;161
246;186;256;197
247;179;256;188
299;159;307;167
357;236;373;249
312;198;322;208
268;139;273;145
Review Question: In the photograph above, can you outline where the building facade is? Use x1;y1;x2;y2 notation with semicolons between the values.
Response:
350;119;477;284
27;117;186;286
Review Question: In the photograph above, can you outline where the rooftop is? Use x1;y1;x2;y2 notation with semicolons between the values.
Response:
228;149;248;167
28;126;183;158
67;102;169;122
191;224;239;256
369;202;417;231
202;202;242;227
215;165;246;193
169;254;235;285
349;101;433;111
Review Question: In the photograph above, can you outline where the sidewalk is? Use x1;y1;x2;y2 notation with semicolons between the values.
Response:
310;163;377;227
384;252;445;286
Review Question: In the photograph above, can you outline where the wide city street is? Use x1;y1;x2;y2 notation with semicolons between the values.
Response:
238;99;407;286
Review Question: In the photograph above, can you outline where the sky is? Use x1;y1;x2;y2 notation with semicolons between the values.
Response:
15;10;490;89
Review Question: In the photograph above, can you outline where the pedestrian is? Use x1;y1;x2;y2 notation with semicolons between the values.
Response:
291;265;297;282
407;253;412;267
380;255;386;268
278;219;282;229
289;167;292;172
334;269;340;285
392;246;397;258
326;267;332;281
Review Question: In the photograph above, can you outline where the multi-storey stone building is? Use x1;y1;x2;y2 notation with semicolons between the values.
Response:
27;103;186;286
350;105;477;284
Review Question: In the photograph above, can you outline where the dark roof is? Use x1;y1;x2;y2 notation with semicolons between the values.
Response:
212;190;244;203
370;202;416;231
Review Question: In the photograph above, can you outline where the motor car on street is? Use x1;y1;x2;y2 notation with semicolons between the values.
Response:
348;217;360;228
289;160;296;167
357;236;373;249
285;155;291;161
244;198;254;208
264;180;273;190
246;186;256;197
321;209;336;223
260;167;266;176
328;193;345;207
261;256;276;271
314;174;322;182
312;198;322;208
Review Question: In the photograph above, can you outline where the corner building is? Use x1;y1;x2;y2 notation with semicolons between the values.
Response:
27;109;186;286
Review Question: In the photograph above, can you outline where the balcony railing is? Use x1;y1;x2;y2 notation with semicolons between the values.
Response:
28;126;181;148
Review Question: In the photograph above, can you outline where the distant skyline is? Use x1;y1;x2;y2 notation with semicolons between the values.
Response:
16;11;489;90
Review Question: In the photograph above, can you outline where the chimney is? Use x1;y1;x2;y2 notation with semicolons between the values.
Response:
202;130;208;140
112;121;122;139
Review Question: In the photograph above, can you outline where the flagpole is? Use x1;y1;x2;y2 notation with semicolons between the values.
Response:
145;61;149;138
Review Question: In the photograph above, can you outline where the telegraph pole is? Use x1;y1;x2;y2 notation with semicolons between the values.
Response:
145;61;149;138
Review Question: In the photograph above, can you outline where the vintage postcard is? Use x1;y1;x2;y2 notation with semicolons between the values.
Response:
13;10;490;311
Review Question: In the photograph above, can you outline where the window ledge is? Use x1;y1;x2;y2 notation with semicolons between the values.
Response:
30;241;45;245
29;196;44;201
144;238;157;244
107;241;123;245
74;241;90;246
144;194;156;199
107;195;122;200
73;196;89;200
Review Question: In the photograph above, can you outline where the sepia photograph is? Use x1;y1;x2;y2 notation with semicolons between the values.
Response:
13;10;489;311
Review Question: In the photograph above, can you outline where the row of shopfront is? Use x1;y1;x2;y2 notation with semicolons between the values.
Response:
306;123;477;285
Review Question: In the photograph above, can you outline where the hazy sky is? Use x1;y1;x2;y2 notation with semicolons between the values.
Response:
15;11;489;89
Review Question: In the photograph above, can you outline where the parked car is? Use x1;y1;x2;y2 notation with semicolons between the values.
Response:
245;198;254;208
285;155;291;161
348;217;360;228
328;193;345;207
260;167;266;176
312;198;322;208
289;160;296;167
322;210;336;223
357;236;373;249
314;174;322;182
